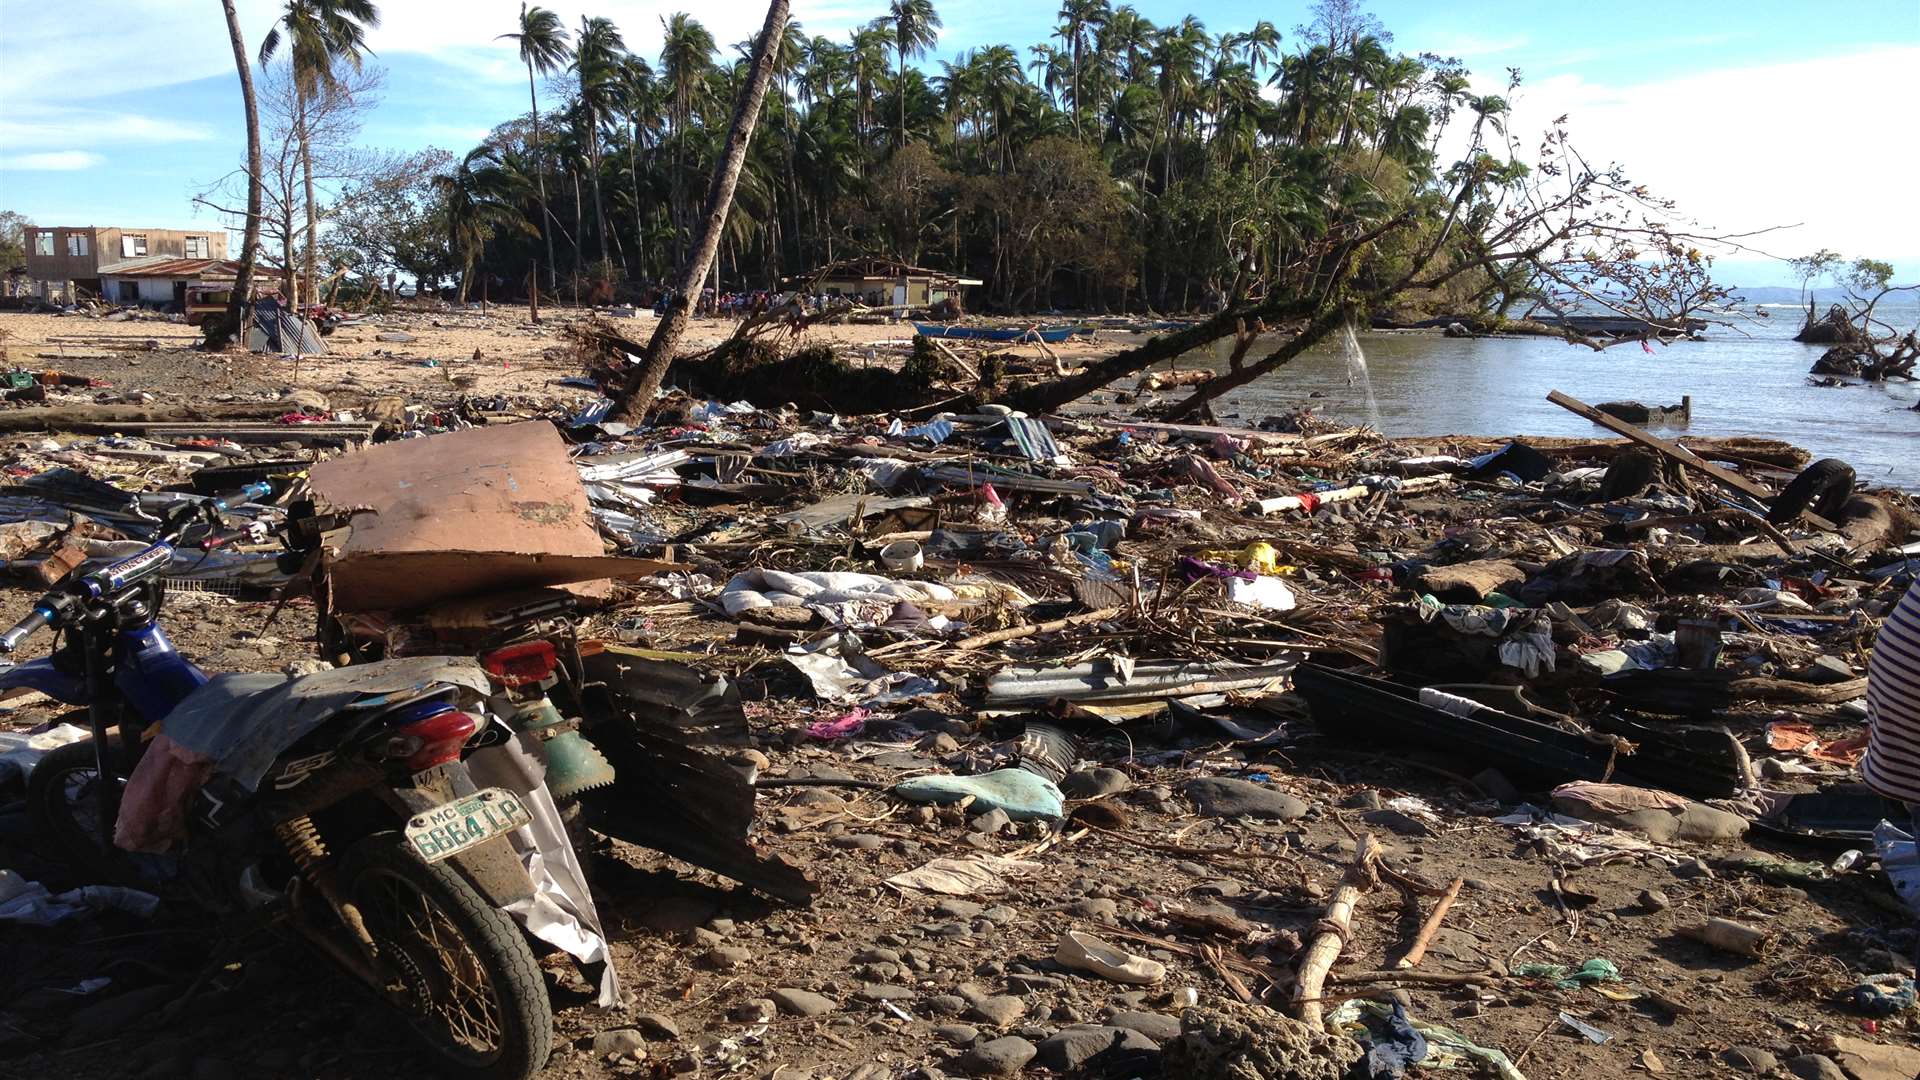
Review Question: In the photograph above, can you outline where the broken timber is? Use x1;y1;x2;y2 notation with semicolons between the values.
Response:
1546;390;1837;531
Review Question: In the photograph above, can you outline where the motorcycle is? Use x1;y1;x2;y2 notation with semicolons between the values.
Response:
8;484;612;1080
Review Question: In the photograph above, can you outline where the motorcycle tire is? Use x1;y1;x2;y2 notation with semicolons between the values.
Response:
1768;458;1855;525
340;833;552;1080
25;738;123;883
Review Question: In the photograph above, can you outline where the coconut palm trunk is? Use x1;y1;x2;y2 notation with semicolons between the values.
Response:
609;0;789;422
298;88;316;309
217;0;262;348
528;66;556;290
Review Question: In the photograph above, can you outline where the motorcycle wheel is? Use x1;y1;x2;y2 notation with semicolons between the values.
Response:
25;738;122;882
340;834;552;1080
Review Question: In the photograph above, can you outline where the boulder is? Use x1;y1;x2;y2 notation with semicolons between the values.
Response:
1035;1026;1158;1071
1185;778;1307;821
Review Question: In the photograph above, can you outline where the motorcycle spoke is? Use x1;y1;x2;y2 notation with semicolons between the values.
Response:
360;870;507;1058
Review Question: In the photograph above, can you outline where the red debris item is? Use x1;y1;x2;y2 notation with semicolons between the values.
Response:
276;412;330;425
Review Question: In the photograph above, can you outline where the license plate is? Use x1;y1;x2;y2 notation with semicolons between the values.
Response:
403;788;532;863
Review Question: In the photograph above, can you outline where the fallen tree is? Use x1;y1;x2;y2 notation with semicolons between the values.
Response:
1005;101;1753;418
0;400;320;434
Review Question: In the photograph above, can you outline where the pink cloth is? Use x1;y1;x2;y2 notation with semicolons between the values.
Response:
114;733;216;854
806;708;870;741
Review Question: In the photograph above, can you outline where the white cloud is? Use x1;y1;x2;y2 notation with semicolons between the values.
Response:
0;1;877;103
1461;46;1920;262
0;151;107;171
0;105;215;150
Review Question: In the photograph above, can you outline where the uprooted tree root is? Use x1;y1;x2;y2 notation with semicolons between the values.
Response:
674;339;963;412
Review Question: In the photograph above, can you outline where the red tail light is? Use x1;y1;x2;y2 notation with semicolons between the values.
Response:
481;640;559;687
385;709;480;770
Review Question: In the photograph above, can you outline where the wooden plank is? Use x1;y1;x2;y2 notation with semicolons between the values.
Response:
1546;390;1835;531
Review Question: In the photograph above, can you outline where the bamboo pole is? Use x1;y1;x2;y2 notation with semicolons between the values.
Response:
1393;876;1464;970
1292;832;1379;1027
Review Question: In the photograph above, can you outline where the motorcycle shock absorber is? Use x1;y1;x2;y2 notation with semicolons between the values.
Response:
275;815;378;953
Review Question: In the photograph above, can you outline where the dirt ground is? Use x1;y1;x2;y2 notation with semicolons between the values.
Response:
0;306;1917;1080
1;579;1914;1080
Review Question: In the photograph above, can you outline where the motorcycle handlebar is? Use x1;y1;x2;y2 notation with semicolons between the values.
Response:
0;605;54;652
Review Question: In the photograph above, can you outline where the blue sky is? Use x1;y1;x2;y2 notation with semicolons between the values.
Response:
3;0;1915;286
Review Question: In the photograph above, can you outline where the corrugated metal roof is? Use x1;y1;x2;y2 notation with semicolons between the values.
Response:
1003;417;1062;462
97;257;239;279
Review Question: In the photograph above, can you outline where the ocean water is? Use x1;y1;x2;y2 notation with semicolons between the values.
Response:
1171;300;1919;490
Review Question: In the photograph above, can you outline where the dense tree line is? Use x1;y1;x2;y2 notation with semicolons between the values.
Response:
425;0;1510;314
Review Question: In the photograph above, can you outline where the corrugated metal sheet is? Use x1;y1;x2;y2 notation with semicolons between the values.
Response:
1003;417;1062;462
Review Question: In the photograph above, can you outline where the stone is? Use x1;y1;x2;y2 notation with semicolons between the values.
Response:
688;926;725;948
375;331;416;343
788;788;847;808
965;995;1027;1028
920;732;961;753
970;808;1013;834
634;1013;681;1040
1720;1046;1778;1074
1036;1027;1157;1071
927;994;970;1017
958;1036;1037;1076
592;1029;650;1061
1184;778;1307;821
1783;1054;1847;1080
934;899;985;918
1826;1035;1920;1080
1065;897;1118;920
729;999;777;1023
1341;789;1383;810
704;945;752;970
934;1024;980;1046
1106;1011;1181;1042
770;988;838;1017
1637;889;1670;912
1671;857;1714;880
855;984;918;1003
1061;769;1132;799
831;834;886;850
1413;559;1527;604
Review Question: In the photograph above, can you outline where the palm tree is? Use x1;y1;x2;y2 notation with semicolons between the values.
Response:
660;13;716;265
216;0;263;348
1054;0;1108;137
437;144;535;303
617;55;660;277
882;0;941;148
845;24;891;144
570;15;625;278
258;0;379;309
498;4;568;295
611;0;790;422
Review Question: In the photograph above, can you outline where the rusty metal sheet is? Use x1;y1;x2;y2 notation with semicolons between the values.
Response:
309;422;678;612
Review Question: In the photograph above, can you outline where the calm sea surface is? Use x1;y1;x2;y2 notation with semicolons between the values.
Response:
1161;300;1919;490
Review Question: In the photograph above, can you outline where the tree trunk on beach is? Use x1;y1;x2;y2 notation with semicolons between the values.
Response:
215;0;263;350
607;0;789;423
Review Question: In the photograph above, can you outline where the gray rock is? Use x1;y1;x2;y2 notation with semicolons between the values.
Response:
1342;789;1383;810
1784;1055;1847;1080
592;1028;649;1061
1672;857;1714;880
1065;898;1118;920
704;945;752;970
770;988;838;1017
970;808;1012;834
935;899;985;918
1061;768;1132;798
1721;1046;1779;1074
855;983;918;1002
634;1013;681;1040
926;994;970;1017
1185;777;1307;820
934;1024;981;1046
789;788;847;808
1638;889;1670;912
728;999;776;1023
966;995;1027;1027
1035;1027;1158;1071
831;833;886;850
1106;1011;1181;1042
688;926;726;948
855;946;903;963
375;331;416;343
959;1036;1037;1076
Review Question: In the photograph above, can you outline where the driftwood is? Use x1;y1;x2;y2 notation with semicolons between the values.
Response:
1547;390;1836;530
1292;832;1379;1027
953;606;1122;650
0;400;309;434
1393;876;1464;970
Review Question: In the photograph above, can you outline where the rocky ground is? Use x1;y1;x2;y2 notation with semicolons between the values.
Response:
1;305;1918;1080
2;583;1916;1080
